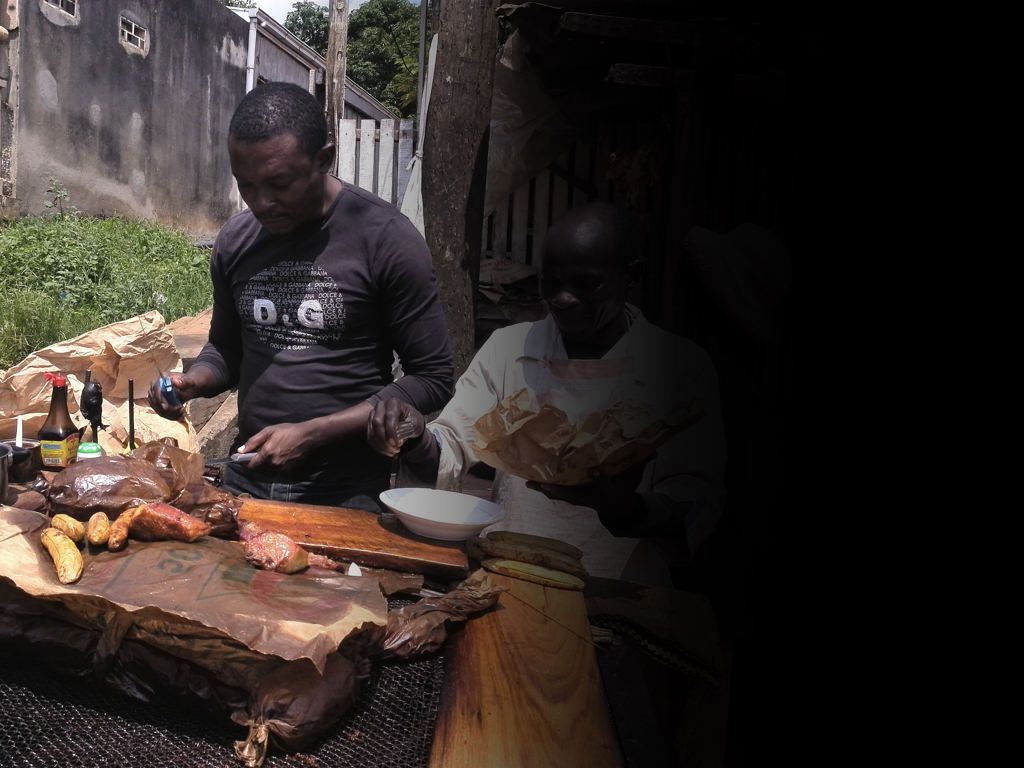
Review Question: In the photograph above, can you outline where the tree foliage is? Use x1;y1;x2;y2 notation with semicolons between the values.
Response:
285;2;329;56
284;0;422;119
347;0;420;117
221;0;257;8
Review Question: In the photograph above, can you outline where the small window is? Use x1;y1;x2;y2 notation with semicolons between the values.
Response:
43;0;77;15
120;17;148;52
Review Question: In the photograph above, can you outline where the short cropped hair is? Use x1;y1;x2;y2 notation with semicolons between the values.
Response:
229;81;327;159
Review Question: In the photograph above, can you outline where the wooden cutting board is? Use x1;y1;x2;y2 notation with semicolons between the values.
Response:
237;498;468;581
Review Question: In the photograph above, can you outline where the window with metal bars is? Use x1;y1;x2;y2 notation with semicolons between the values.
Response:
43;0;77;15
120;17;147;52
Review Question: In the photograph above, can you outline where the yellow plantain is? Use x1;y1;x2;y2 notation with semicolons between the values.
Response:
486;530;583;561
40;527;84;584
468;536;588;579
481;558;585;591
50;513;85;543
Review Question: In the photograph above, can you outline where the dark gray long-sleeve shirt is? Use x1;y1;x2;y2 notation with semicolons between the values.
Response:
194;181;453;482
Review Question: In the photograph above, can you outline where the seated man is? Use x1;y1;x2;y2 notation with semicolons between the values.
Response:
368;202;725;587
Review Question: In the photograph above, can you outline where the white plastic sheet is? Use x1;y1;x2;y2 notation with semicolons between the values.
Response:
399;33;438;238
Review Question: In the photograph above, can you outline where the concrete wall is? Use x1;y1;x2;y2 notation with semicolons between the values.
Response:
12;0;249;239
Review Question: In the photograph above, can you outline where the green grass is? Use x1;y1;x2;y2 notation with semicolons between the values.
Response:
0;214;213;370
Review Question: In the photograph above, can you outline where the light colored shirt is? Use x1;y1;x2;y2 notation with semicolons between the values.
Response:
404;306;726;586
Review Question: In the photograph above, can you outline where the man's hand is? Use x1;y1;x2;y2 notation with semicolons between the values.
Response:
147;366;225;421
367;398;425;458
239;423;320;473
147;372;191;420
527;461;648;535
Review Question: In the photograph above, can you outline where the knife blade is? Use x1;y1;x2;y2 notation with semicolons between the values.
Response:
204;452;256;465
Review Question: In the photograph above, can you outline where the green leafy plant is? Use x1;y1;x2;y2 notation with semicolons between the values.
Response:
42;177;79;218
0;213;213;370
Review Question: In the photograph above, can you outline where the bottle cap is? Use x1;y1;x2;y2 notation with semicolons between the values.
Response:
44;372;67;387
77;442;103;459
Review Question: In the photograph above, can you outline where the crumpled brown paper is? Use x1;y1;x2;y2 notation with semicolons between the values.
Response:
1;503;504;765
472;387;704;486
0;310;196;454
0;505;387;672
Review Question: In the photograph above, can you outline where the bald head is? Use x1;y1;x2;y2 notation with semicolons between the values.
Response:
540;202;637;353
544;202;636;273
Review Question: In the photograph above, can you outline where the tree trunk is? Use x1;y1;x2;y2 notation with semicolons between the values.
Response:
325;0;349;143
422;0;499;378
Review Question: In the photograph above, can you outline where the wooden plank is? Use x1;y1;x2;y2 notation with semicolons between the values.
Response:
551;153;570;224
531;169;550;268
237;498;468;580
338;118;357;184
396;118;415;210
377;118;395;204
481;212;492;258
358;119;376;193
558;11;689;44
325;0;350;145
605;63;692;90
492;197;509;259
510;182;530;263
429;572;623;768
659;89;692;330
593;120;614;203
576;140;594;202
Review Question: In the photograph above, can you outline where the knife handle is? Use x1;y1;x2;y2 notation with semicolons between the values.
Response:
231;452;256;464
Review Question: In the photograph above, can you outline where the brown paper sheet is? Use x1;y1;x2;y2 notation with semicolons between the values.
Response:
0;505;388;672
472;387;703;486
0;310;197;455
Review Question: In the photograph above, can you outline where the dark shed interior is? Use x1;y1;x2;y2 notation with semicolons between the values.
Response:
483;2;830;764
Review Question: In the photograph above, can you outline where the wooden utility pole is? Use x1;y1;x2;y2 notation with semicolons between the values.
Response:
325;0;349;143
422;0;500;377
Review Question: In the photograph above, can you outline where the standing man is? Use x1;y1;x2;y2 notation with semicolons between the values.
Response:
368;201;726;587
150;82;453;511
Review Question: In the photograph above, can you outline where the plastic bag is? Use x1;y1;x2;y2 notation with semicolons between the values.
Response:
44;438;240;536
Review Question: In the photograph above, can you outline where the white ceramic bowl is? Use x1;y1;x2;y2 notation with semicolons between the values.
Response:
379;488;504;541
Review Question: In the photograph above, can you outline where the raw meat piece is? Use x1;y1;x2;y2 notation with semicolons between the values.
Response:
244;531;309;574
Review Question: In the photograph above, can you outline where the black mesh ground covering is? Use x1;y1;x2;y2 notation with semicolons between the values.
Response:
0;598;446;768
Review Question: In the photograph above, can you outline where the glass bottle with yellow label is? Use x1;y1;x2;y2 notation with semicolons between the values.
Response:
38;372;81;468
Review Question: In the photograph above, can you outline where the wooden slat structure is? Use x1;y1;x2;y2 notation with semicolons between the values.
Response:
335;117;416;206
482;124;654;269
337;118;357;186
